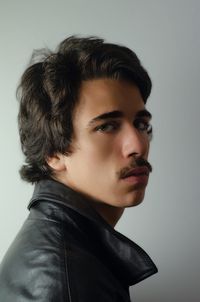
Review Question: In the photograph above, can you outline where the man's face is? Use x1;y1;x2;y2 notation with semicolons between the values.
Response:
58;78;152;208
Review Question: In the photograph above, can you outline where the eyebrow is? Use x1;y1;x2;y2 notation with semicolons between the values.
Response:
87;109;152;127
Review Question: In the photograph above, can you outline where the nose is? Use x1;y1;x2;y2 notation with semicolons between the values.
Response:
121;123;149;159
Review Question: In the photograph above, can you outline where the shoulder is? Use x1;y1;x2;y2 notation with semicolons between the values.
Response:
0;206;131;302
0;217;68;302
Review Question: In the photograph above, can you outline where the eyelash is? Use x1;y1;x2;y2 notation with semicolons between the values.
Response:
95;121;120;132
134;119;153;134
95;119;152;135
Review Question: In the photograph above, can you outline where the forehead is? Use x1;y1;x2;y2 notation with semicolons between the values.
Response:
73;79;145;123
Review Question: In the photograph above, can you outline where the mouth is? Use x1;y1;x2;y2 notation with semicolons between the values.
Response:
121;166;150;179
120;166;149;185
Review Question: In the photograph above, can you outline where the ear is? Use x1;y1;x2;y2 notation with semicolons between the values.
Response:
46;153;66;172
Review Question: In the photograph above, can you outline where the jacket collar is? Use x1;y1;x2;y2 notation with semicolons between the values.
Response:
28;179;158;286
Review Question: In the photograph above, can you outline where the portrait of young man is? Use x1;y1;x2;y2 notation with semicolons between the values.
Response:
0;36;158;301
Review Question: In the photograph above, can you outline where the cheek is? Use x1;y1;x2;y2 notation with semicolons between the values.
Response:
72;132;121;173
84;136;116;161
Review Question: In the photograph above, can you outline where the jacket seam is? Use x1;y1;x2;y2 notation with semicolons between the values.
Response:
27;217;61;224
62;225;73;302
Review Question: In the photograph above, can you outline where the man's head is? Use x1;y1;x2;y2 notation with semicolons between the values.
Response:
18;36;152;208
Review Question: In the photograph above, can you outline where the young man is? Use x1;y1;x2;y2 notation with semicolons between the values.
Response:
0;36;157;301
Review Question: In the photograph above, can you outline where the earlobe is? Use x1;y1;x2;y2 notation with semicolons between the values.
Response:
46;154;66;172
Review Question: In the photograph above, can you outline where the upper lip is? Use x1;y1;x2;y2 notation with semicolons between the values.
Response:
121;166;149;179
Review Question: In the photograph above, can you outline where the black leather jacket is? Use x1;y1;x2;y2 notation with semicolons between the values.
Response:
0;180;157;301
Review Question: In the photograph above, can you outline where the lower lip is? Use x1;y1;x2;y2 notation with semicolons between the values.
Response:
121;174;149;185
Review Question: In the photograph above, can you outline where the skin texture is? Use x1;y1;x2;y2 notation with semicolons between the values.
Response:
48;79;152;226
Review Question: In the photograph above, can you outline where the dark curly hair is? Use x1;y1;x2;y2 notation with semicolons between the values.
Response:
17;35;152;183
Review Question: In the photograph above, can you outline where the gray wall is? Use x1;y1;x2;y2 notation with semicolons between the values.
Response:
0;0;200;301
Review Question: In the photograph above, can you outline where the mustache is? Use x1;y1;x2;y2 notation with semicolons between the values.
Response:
118;158;153;179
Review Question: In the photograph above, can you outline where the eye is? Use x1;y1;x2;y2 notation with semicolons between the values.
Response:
95;121;120;133
134;119;152;134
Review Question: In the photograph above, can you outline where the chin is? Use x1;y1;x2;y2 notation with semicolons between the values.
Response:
127;199;144;208
122;189;146;208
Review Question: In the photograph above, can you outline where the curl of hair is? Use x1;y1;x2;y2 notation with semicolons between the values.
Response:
17;35;152;183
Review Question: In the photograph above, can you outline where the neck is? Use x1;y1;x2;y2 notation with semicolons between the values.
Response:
53;177;125;227
88;202;125;227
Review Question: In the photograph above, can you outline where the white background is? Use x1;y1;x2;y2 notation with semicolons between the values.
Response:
0;0;200;301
